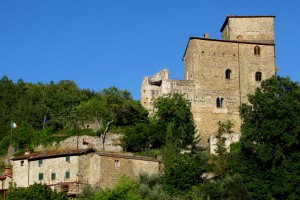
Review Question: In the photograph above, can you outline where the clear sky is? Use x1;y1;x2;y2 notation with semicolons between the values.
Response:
1;0;299;100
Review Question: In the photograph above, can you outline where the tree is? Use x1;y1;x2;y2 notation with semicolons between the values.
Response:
154;93;198;150
232;76;300;199
6;183;67;200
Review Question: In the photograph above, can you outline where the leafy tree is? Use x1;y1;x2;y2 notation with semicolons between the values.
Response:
6;183;67;200
231;76;300;199
154;93;198;150
210;121;233;178
163;151;207;194
138;173;169;200
95;175;142;200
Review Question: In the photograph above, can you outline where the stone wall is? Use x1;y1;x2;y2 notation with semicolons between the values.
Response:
210;133;240;155
221;16;275;44
59;134;122;152
28;155;79;186
97;154;161;188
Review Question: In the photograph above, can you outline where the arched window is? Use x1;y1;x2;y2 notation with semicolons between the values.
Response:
216;98;224;108
225;69;231;79
254;46;261;55
216;98;221;108
255;71;262;81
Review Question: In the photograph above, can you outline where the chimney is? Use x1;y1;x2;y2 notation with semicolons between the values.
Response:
24;148;30;155
203;33;209;38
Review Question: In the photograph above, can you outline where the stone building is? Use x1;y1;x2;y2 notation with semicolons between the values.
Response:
141;16;276;147
0;167;12;199
11;148;162;196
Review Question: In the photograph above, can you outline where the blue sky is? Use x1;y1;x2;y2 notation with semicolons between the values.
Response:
1;0;299;99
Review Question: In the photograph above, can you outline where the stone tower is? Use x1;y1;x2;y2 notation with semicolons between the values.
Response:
141;16;276;147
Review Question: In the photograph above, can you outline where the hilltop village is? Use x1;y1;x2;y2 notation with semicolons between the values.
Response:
2;15;300;199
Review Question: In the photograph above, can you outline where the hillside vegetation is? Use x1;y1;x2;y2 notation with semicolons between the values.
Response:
1;75;300;199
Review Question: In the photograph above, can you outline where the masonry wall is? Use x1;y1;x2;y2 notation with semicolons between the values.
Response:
184;39;275;146
221;17;275;44
97;155;161;188
12;159;29;187
28;155;79;186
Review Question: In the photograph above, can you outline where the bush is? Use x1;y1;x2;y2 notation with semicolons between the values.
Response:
95;175;142;200
6;183;67;200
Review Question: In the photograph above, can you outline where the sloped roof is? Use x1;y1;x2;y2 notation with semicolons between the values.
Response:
12;148;94;161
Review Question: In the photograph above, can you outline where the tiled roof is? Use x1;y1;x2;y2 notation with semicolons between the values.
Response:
12;148;162;162
12;148;94;161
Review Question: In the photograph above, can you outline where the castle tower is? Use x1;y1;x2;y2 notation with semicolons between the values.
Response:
141;16;276;148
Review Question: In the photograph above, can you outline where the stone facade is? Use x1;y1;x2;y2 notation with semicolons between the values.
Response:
0;167;12;199
141;16;276;147
11;149;162;195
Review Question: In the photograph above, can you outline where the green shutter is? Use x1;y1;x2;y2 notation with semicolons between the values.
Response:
38;173;43;180
51;172;56;180
38;159;43;165
66;156;70;162
65;171;70;179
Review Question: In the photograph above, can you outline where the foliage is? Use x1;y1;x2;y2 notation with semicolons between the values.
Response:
209;121;233;178
122;93;198;152
232;76;300;199
138;173;170;200
0;76;147;155
163;124;177;174
95;175;142;200
220;174;250;200
154;93;198;150
163;150;207;193
79;184;96;200
183;181;221;200
6;183;67;200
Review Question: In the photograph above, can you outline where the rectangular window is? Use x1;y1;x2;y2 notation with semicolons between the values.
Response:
38;159;43;166
51;172;56;180
66;156;70;162
21;160;24;166
114;160;120;168
65;171;70;179
38;173;43;181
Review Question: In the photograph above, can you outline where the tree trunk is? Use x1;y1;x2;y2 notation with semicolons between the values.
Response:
101;115;116;150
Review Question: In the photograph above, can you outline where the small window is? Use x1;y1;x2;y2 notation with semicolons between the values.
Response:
254;46;261;55
65;171;70;179
38;159;43;166
216;98;221;108
225;69;231;79
115;160;120;168
66;156;70;162
21;160;24;166
51;172;56;180
38;173;44;181
216;98;224;108
255;72;262;81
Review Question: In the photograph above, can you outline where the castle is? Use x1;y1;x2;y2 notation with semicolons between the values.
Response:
141;16;276;147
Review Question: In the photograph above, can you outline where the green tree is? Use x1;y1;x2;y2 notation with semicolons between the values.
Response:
154;93;198;150
231;76;300;199
95;175;142;200
6;183;67;200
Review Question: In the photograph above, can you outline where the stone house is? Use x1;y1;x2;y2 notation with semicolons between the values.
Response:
141;15;276;149
11;148;162;196
0;167;12;199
